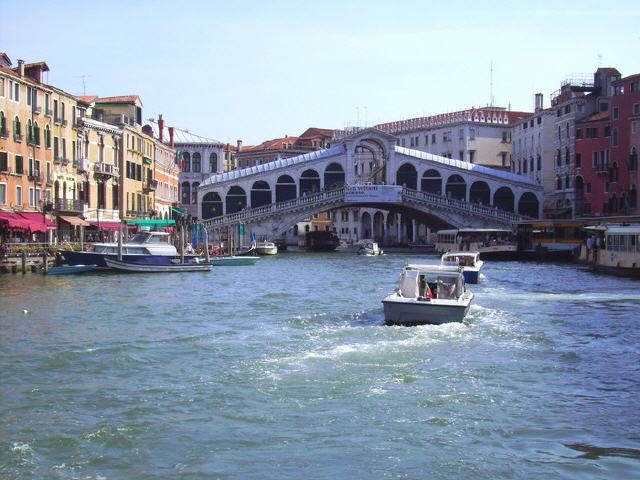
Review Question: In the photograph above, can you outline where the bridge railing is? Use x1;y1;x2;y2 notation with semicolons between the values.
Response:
203;185;527;229
203;187;345;229
402;188;526;223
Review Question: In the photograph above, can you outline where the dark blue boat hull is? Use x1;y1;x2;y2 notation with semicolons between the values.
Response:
61;251;200;268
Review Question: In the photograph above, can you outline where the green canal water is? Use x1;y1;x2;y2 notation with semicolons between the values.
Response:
1;252;640;479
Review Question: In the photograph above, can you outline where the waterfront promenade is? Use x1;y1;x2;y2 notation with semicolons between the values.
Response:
2;253;639;478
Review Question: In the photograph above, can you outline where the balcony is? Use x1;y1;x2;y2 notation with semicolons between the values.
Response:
53;115;61;124
54;155;62;165
126;210;150;219
33;106;42;115
28;172;42;183
62;157;70;166
46;175;53;186
94;162;119;177
54;198;85;212
74;157;90;172
45;108;52;118
143;178;158;193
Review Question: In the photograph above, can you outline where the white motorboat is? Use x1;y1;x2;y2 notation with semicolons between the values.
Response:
255;241;278;256
383;264;473;326
357;241;384;256
209;255;259;266
441;251;483;284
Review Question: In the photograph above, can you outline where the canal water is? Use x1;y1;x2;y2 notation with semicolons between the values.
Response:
1;253;639;479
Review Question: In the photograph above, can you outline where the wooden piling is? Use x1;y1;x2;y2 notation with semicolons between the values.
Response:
21;252;27;274
117;228;123;261
203;224;210;263
43;251;48;274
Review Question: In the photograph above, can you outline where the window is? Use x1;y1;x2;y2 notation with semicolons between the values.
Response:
575;153;581;168
586;183;591;193
537;155;541;171
612;128;618;147
431;134;436;143
634;104;640;115
13;81;19;102
0;183;6;204
192;152;201;172
565;147;570;165
0;111;6;136
209;152;218;172
565;176;570;189
13;116;22;141
576;129;583;139
0;77;4;97
604;126;610;137
15;185;22;205
0;152;7;171
557;177;562;190
15;155;23;174
29;187;34;207
537;117;541;125
53;99;59;122
565;105;571;114
424;134;429;145
613;107;619;120
556;149;561;166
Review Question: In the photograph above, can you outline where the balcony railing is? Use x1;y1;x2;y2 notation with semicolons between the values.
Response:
73;157;90;172
62;157;70;166
126;210;150;219
28;171;42;183
143;179;158;192
54;115;61;124
54;198;85;212
94;162;119;177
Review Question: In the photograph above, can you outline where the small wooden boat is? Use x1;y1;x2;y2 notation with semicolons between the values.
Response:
209;256;259;266
105;258;212;273
45;264;97;275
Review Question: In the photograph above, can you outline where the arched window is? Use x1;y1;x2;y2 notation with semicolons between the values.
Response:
421;169;442;195
26;119;33;143
13;116;22;141
44;125;51;148
556;177;562;190
396;163;417;190
209;152;218;173
192;182;199;204
565;147;570;165
181;182;191;205
192;152;201;172
33;121;40;146
0;111;6;136
181;152;191;172
565;176;570;189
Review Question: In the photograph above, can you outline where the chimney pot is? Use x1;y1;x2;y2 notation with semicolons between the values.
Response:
168;127;175;147
237;139;242;151
158;115;165;143
17;59;25;76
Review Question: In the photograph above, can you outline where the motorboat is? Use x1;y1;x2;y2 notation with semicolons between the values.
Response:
255;241;278;255
105;257;212;273
383;264;473;326
61;230;199;268
441;251;483;284
436;228;517;260
357;241;384;256
209;255;259;266
579;224;640;278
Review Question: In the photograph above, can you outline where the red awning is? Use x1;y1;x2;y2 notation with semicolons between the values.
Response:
15;212;57;232
89;221;123;230
0;213;31;231
59;215;91;227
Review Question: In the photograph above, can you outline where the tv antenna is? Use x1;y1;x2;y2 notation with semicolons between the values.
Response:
489;61;494;107
77;75;90;95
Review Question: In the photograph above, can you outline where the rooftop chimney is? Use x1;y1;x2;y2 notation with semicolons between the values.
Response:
17;59;25;77
168;127;175;147
237;139;242;151
534;93;544;113
158;114;164;143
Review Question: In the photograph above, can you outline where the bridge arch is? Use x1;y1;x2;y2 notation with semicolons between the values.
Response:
469;180;490;205
493;186;514;212
396;163;417;189
251;180;272;208
445;174;466;201
226;185;247;214
324;162;345;190
300;169;320;196
202;192;223;219
518;191;539;218
276;175;296;202
421;169;442;195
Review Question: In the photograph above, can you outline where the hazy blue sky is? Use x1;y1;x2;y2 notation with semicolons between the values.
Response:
1;0;638;144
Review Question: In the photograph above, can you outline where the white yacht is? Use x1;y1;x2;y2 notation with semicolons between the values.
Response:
441;251;483;284
255;241;278;255
383;264;473;326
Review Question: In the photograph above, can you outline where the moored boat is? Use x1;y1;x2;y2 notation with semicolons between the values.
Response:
436;228;517;260
580;224;640;278
61;230;198;268
209;255;259;266
45;264;97;275
104;257;212;273
441;251;483;284
255;241;278;255
383;264;473;326
305;231;339;252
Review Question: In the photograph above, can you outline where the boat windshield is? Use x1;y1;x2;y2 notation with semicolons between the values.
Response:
421;272;464;299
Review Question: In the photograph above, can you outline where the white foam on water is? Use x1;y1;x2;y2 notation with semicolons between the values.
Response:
11;442;32;454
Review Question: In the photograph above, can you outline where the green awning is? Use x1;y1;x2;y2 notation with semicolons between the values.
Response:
126;219;176;227
172;207;186;215
143;157;153;165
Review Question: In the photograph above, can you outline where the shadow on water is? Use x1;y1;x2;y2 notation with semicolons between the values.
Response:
564;443;640;460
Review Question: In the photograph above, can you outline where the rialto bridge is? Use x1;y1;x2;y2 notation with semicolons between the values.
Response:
198;128;543;243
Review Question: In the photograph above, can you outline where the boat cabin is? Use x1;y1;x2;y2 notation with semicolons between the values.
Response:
442;252;480;267
401;265;465;301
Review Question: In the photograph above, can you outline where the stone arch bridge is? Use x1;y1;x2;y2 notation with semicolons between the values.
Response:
198;128;542;240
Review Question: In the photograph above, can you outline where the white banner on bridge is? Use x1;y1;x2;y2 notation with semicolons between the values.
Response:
344;185;402;203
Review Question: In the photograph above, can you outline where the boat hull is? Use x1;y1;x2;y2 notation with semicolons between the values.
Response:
45;264;97;275
210;256;259;266
462;268;480;284
61;250;200;268
105;258;212;273
256;246;278;255
383;297;471;326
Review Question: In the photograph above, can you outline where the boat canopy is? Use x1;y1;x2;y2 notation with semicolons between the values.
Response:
126;219;176;227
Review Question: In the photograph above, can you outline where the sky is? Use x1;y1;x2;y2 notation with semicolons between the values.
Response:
1;0;639;145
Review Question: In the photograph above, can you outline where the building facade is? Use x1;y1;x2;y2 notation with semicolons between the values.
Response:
144;115;178;220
